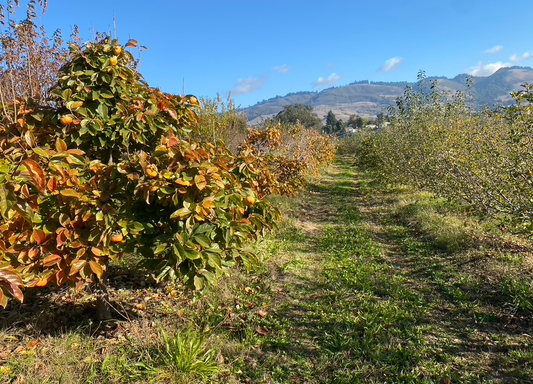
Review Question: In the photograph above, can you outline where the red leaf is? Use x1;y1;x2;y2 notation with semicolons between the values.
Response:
0;267;24;303
56;270;68;285
158;101;168;112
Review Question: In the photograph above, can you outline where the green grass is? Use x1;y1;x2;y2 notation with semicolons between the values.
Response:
2;156;533;383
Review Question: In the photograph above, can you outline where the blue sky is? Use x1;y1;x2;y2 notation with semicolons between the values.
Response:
13;0;533;107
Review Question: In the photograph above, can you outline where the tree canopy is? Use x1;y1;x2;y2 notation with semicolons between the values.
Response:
274;104;322;130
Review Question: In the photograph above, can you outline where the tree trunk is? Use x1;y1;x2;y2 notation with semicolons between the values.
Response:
95;279;114;321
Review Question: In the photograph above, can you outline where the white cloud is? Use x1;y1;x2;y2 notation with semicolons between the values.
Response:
466;61;510;76
510;52;532;62
312;72;342;88
231;76;268;95
273;64;292;74
485;45;504;54
380;57;403;72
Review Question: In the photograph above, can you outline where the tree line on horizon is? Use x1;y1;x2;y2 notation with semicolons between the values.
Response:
271;104;386;136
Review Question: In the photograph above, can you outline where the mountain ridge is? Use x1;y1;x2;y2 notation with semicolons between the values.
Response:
244;66;533;123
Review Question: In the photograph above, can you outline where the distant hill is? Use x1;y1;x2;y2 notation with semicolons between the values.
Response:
244;66;533;123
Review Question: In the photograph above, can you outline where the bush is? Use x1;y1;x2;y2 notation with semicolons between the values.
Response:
0;34;335;309
351;73;533;233
0;37;281;308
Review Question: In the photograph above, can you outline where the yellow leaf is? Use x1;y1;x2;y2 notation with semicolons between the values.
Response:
89;261;104;279
194;174;207;191
60;189;81;198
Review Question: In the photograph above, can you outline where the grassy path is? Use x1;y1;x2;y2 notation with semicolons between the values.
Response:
235;157;533;383
2;156;532;383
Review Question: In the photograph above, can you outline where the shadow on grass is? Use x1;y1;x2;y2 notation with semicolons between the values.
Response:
238;158;533;383
350;162;533;383
0;265;157;337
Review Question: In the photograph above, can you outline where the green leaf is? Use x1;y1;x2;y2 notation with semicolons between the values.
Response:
67;154;87;166
169;207;191;220
0;185;16;219
154;243;167;255
193;275;204;290
159;186;176;195
200;269;216;286
97;103;109;119
184;248;201;260
155;266;172;283
128;221;145;235
32;147;50;159
194;234;211;248
173;241;186;260
62;89;72;101
206;251;222;269
13;202;34;223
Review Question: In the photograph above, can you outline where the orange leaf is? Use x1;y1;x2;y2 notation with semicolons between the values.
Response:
33;229;46;245
34;271;55;287
42;254;62;267
256;326;269;336
91;247;103;257
22;159;46;194
201;196;216;209
126;39;139;48
168;137;179;147
55;138;68;153
47;177;57;193
27;340;41;350
69;259;86;276
0;290;6;308
176;179;191;186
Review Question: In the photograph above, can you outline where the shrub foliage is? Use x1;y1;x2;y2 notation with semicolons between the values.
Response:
347;72;533;232
0;36;335;307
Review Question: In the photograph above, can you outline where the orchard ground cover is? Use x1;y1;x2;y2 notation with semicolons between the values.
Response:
1;156;532;383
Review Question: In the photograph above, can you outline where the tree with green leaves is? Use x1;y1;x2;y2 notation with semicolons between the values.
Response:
274;104;322;130
323;110;345;135
348;114;364;129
